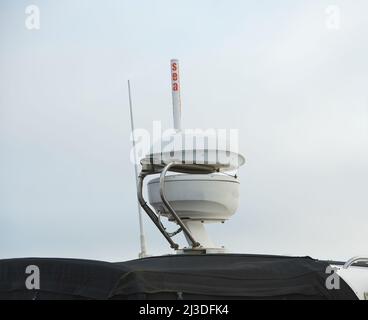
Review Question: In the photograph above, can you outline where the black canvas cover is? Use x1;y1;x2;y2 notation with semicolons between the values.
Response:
0;254;358;300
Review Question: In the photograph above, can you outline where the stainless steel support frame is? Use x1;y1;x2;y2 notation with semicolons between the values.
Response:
343;256;368;269
137;162;201;250
137;172;179;250
160;162;200;248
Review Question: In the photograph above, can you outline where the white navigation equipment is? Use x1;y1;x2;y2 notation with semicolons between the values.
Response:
137;59;245;253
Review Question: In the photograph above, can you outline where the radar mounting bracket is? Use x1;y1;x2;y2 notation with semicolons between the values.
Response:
137;161;203;250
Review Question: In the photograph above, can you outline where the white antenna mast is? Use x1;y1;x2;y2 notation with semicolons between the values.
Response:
127;80;148;258
171;59;182;131
136;60;245;254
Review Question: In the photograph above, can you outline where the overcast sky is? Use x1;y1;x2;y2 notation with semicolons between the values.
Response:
0;0;367;262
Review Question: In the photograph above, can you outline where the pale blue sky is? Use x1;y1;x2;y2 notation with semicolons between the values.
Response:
1;0;367;261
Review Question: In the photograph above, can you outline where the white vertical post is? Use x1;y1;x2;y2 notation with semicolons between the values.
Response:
170;59;182;131
128;80;148;259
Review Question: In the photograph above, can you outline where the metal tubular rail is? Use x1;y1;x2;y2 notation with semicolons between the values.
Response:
137;173;179;250
159;162;200;248
343;256;368;269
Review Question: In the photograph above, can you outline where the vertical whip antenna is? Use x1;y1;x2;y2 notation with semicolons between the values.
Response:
128;80;148;258
170;59;182;131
